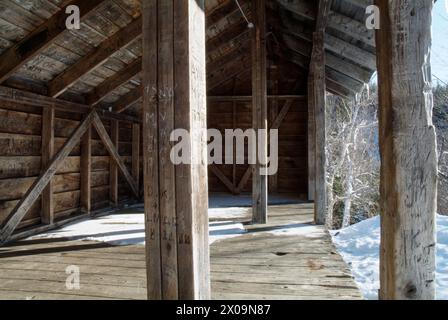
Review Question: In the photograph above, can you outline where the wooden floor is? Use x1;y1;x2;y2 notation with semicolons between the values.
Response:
0;203;362;300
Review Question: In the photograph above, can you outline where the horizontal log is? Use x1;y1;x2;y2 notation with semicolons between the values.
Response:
0;86;141;123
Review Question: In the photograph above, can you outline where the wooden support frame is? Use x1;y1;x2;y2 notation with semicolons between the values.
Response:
0;110;96;244
308;0;331;225
80;125;92;214
87;58;142;106
0;0;106;83
0;86;141;124
251;0;268;224
132;124;140;194
109;120;119;207
235;95;301;193
48;17;143;98
375;0;437;300
113;86;142;113
142;0;210;300
92;114;139;198
41;106;54;224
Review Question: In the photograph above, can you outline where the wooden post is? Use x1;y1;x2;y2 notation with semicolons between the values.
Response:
252;0;268;224
80;126;92;214
142;0;210;300
375;0;437;300
41;106;54;224
132;124;140;194
307;73;315;201
269;64;279;194
311;31;327;226
109;120;119;207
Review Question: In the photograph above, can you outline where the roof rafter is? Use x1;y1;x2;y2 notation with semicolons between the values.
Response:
48;16;142;98
86;57;142;106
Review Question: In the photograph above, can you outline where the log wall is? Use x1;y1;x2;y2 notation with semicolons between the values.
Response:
0;100;136;231
207;98;308;197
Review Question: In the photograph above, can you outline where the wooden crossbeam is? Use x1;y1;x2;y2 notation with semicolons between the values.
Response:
92;113;139;198
0;85;141;123
0;110;96;244
0;0;106;83
48;16;142;98
113;85;142;113
86;58;142;106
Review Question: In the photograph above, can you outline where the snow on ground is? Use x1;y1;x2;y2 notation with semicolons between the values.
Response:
263;222;323;238
30;212;246;245
330;214;448;300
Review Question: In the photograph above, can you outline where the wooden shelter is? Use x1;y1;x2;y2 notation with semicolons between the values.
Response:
0;0;438;300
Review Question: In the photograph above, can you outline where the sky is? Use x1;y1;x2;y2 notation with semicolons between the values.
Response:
432;1;448;84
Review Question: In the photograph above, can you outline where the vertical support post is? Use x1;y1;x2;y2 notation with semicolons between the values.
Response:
80;126;91;214
41;106;54;224
310;31;327;226
251;0;268;224
132;123;140;194
307;72;315;201
375;0;437;300
110;120;119;206
142;0;210;300
269;63;278;194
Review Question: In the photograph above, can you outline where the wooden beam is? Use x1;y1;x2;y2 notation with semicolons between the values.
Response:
132;123;140;194
307;75;315;201
109;120;119;207
48;17;142;98
41;106;54;224
207;95;306;102
309;0;331;225
375;0;437;300
113;85;142;113
252;0;268;224
80;125;91;214
0;0;106;83
0;86;141;123
86;58;142;106
269;64;279;193
142;0;210;300
0;110;96;244
92;114;139;198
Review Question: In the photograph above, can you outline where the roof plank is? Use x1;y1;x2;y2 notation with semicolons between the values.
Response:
0;0;106;83
48;16;142;97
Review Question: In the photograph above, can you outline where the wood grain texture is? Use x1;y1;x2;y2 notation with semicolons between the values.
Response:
41;106;54;224
92;114;139;199
251;0;268;224
142;0;210;300
375;0;437;300
0;0;106;83
0;110;96;244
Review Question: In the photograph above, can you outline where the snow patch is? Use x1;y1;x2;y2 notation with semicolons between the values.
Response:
30;213;246;246
330;214;448;300
264;222;324;238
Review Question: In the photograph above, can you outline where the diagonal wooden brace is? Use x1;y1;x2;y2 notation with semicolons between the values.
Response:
92;113;139;198
0;110;96;244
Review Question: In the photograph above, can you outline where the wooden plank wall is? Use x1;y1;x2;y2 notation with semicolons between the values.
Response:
0;100;137;231
207;98;308;197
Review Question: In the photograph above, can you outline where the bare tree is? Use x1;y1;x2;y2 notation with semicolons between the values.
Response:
326;85;380;229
